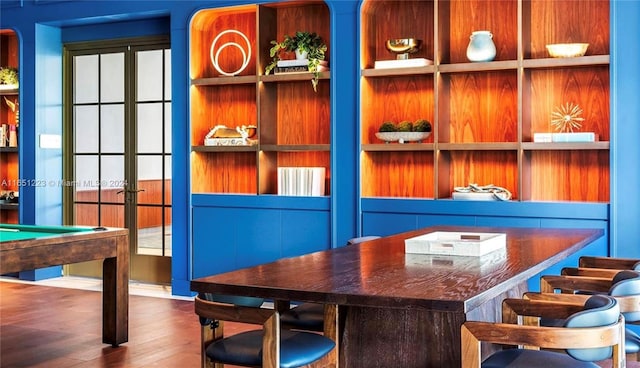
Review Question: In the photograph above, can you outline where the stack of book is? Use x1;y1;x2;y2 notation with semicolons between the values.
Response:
277;167;326;196
273;59;329;74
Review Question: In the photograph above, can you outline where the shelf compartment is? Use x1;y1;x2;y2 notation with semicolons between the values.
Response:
260;72;330;83
438;150;518;200
524;150;609;202
190;5;257;80
191;75;258;86
438;60;518;73
260;144;330;152
361;75;435;145
361;66;436;78
260;82;330;146
360;0;435;70
438;70;518;143
191;151;257;194
259;151;330;196
524;66;609;142
191;145;258;153
361;151;435;198
362;143;435;152
439;0;517;64
523;55;609;69
522;142;610;151
190;84;257;147
438;142;518;151
524;0;609;60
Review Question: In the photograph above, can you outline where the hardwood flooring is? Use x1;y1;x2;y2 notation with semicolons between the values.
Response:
0;281;251;368
1;281;638;368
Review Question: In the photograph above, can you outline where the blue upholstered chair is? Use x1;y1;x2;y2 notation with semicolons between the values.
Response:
280;235;381;331
461;294;625;368
540;269;640;361
195;293;337;368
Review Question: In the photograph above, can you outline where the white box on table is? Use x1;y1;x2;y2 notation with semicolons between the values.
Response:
404;231;506;256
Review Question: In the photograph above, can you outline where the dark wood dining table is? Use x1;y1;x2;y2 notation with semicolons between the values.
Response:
190;225;604;367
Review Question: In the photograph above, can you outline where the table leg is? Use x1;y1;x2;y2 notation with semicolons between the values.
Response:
102;235;129;346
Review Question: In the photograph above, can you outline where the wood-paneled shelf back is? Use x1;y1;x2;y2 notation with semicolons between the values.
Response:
189;2;331;196
360;0;609;202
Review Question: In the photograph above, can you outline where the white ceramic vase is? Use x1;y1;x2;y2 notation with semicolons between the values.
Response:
295;48;308;60
466;31;496;62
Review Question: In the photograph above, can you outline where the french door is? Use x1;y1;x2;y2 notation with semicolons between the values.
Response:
64;37;172;284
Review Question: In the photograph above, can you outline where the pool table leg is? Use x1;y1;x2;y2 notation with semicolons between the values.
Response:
102;234;129;346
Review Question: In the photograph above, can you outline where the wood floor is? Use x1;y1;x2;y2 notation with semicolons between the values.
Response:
0;281;251;368
1;281;637;368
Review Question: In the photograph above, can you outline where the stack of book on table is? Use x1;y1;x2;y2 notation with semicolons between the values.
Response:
273;59;329;74
277;167;325;196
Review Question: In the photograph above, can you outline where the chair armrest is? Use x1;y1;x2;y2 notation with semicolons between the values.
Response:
461;316;625;368
579;256;640;270
540;274;612;294
194;295;275;325
501;297;586;323
523;292;591;304
562;267;620;278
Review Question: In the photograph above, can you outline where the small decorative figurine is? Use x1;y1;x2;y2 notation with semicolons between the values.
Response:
551;102;584;132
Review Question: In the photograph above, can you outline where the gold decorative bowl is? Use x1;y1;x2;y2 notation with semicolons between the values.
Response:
386;38;422;54
546;43;589;58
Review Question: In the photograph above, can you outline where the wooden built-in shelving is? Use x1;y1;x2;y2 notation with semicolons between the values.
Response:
0;29;19;224
190;1;331;196
360;0;610;202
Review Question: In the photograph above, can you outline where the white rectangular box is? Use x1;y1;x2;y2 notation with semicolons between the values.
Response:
374;58;433;69
533;133;553;143
551;132;598;142
405;231;506;256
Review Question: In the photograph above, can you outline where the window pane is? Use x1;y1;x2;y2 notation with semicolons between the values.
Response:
164;49;171;99
100;53;124;103
101;104;124;153
100;204;125;228
137;205;171;256
136;50;163;102
75;203;98;225
164;102;172;153
74;55;98;104
137;103;163;153
137;155;163;205
74;106;98;153
101;155;125;190
164;156;172;203
75;155;99;191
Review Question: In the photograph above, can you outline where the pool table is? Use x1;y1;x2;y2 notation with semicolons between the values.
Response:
0;224;129;346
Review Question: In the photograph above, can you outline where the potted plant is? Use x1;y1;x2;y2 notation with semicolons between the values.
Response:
264;31;327;92
0;67;18;89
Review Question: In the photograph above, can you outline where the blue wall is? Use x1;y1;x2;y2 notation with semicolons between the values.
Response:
1;0;638;296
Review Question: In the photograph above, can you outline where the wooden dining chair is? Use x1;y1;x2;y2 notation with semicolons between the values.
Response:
195;293;338;368
578;256;640;271
539;269;640;361
461;294;625;368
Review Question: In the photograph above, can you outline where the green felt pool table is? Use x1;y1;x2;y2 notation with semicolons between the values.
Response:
0;224;130;346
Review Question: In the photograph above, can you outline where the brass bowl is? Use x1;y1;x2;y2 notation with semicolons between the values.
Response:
386;38;422;54
546;43;589;58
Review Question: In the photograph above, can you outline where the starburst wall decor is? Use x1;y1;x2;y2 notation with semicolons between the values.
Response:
551;102;585;132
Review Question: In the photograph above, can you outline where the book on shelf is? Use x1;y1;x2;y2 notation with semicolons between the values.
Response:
274;59;329;74
533;132;598;143
277;167;325;197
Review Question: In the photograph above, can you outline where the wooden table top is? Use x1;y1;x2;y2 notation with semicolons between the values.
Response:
191;226;603;313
